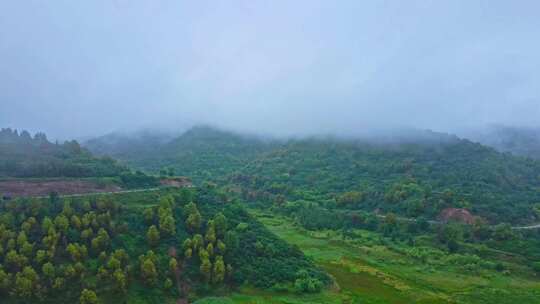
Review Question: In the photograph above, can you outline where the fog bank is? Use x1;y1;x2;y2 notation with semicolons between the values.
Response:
1;1;539;139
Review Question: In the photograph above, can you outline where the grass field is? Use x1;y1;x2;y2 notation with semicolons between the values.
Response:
195;210;540;304
7;189;538;304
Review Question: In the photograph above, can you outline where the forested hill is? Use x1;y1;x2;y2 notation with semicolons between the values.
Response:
0;128;128;178
83;129;175;157
85;126;540;224
85;126;279;182
232;137;540;224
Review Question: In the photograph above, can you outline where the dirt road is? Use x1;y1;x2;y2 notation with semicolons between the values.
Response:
35;187;163;198
0;179;123;197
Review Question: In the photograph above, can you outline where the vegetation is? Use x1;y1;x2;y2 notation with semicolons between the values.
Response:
85;126;279;184
0;186;326;303
0;128;127;178
87;126;540;225
3;125;540;303
184;210;540;304
0;128;159;189
249;211;540;304
230;137;540;225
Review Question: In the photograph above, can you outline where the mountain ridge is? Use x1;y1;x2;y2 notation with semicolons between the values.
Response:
83;126;540;225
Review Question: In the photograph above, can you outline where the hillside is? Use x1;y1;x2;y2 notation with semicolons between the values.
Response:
85;126;540;225
0;128;127;178
83;129;175;159
0;187;328;303
85;126;279;183
0;128;161;192
2;126;539;303
231;137;540;225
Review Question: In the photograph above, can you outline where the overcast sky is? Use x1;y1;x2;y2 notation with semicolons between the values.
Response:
1;1;539;139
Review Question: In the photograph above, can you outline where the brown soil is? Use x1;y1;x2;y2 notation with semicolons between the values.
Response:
0;179;122;197
161;177;193;188
438;208;475;224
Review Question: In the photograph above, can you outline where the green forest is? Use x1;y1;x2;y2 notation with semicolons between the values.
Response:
1;127;539;303
0;128;159;189
0;186;328;303
0;128;127;178
88;126;540;225
4;1;540;303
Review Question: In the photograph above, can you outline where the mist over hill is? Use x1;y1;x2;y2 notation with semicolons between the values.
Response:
83;125;540;225
0;127;127;178
465;125;540;159
3;1;540;302
2;1;540;139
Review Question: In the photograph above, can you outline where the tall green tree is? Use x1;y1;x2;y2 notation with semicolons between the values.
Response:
200;258;212;283
185;202;202;232
213;212;228;238
146;225;160;247
212;255;225;284
79;289;99;304
140;258;158;286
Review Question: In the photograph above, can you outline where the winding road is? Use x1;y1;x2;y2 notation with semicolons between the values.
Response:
512;223;540;230
375;212;540;230
35;187;164;199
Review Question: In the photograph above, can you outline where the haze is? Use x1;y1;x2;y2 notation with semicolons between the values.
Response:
1;1;539;139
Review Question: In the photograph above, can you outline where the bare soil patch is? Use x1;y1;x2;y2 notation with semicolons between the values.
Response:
0;179;122;197
160;177;193;188
438;208;475;224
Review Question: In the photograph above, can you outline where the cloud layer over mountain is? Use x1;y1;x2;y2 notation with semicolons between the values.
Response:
1;1;539;138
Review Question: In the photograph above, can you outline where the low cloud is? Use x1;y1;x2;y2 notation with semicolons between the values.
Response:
1;1;539;139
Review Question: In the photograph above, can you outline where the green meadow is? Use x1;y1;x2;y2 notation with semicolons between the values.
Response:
196;211;540;304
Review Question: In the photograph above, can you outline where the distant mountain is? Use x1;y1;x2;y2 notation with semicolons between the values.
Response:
85;126;278;182
84;129;176;158
0;128;128;178
84;126;540;224
466;125;540;159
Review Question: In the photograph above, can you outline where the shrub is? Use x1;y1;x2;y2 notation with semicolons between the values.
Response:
293;270;324;293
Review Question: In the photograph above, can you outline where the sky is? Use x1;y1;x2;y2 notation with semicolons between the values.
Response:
1;0;539;139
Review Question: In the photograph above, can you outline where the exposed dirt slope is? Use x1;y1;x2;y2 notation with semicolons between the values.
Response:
0;179;122;197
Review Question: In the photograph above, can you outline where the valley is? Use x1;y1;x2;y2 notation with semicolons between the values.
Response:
252;211;540;304
1;127;540;304
3;2;540;303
